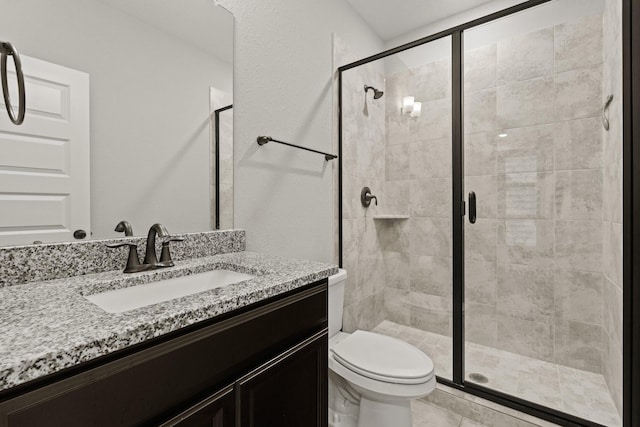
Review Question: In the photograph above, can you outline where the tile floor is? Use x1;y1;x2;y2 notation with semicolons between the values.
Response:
373;320;621;427
412;399;490;427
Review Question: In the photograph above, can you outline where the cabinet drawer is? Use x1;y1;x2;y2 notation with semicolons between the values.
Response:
0;280;327;426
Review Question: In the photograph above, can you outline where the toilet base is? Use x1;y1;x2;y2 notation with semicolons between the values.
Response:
358;396;412;427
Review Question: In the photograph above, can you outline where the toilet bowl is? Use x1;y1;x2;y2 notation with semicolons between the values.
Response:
328;269;436;427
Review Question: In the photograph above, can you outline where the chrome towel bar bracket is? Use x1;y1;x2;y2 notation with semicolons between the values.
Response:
0;41;26;125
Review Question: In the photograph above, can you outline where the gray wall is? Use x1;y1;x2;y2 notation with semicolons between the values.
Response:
217;0;382;263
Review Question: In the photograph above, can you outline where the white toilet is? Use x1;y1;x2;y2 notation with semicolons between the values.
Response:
328;269;436;427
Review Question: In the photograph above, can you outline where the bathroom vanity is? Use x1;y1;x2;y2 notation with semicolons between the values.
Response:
0;234;336;426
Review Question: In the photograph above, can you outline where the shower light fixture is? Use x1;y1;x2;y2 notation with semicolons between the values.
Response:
498;133;508;138
410;101;422;118
402;96;421;118
402;96;415;115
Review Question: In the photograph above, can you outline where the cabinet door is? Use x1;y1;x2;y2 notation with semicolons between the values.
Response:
159;385;234;427
236;331;328;427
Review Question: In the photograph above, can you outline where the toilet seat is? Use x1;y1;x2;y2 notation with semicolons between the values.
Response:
331;330;434;385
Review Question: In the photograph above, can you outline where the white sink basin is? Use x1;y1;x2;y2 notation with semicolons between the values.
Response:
85;269;255;313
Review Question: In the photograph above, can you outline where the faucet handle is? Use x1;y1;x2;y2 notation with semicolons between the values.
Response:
361;187;378;207
158;237;184;267
106;242;150;273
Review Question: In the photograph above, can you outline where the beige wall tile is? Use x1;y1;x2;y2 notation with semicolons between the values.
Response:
555;269;603;325
385;179;410;214
603;0;622;47
497;28;554;85
602;221;622;288
555;169;603;220
555;220;602;272
409;138;452;179
554;67;602;121
410;254;452;298
603;155;622;223
411;178;451;218
496;124;555;173
465;89;497;134
383;250;410;290
386;143;410;181
603;276;623;352
554;319;604;374
602;328;623;415
555;15;603;73
497;172;554;220
410;58;451;102
410;292;452;336
465;219;497;262
464;44;497;94
466;302;498;347
465;258;497;305
497;263;554;318
555;117;602;170
358;253;385;298
497;77;554;128
343;292;385;333
386;109;411;145
496;311;554;361
383;287;410;325
497;220;555;267
464;132;497;176
410;97;452;141
410;217;452;257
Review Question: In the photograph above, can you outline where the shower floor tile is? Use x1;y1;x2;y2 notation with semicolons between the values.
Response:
372;320;621;427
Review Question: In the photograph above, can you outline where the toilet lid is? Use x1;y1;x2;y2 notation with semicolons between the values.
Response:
331;330;434;385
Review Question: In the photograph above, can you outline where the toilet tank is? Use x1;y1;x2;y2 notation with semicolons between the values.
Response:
328;269;347;337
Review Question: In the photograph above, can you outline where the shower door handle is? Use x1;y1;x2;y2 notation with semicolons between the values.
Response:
468;191;476;224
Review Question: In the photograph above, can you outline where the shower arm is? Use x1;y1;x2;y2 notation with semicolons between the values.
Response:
0;41;26;125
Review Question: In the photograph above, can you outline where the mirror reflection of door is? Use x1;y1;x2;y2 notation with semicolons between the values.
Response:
0;55;90;246
0;0;233;245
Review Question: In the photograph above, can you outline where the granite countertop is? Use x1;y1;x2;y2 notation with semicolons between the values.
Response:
0;251;338;392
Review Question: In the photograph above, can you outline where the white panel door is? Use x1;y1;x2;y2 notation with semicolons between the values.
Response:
0;55;90;246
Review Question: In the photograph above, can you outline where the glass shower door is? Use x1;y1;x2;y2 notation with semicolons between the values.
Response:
463;2;621;425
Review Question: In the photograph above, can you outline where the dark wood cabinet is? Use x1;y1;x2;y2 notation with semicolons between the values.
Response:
0;280;328;427
160;385;235;427
236;332;327;427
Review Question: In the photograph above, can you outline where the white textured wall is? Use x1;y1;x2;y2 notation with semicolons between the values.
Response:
216;0;382;262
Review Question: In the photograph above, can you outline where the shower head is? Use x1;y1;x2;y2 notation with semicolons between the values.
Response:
364;84;384;99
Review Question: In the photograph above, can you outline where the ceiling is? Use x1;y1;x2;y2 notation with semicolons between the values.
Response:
97;0;233;64
346;0;497;41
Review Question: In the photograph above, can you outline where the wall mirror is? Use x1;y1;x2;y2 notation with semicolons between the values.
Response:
0;0;233;246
